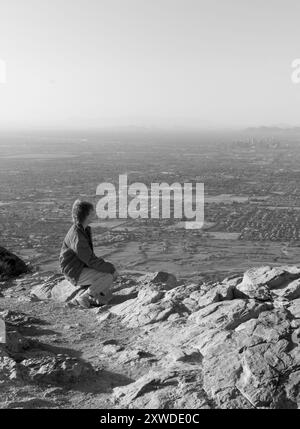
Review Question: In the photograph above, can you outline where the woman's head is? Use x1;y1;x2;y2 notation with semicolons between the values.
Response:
72;199;95;226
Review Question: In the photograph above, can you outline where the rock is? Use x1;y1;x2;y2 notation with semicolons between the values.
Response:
117;349;155;364
235;308;291;343
31;283;54;300
110;285;188;328
97;311;114;323
288;298;300;319
139;271;178;291
235;283;272;301
102;339;118;346
17;296;38;303
167;348;203;364
167;284;201;313
43;387;65;398
185;282;236;312
113;366;212;409
285;371;300;405
102;344;123;354
21;354;95;384
199;331;296;408
248;266;300;288
0;246;29;280
188;328;232;357
221;276;243;288
151;272;178;290
272;278;300;301
114;286;138;296
30;274;65;300
235;266;300;300
201;339;250;408
291;319;300;329
0;352;23;383
51;279;82;303
188;299;272;330
0;310;39;327
236;343;285;407
110;266;300;409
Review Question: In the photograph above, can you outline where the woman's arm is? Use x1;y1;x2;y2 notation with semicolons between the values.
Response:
73;229;115;274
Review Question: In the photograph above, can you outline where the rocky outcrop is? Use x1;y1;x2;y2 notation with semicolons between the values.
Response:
105;266;300;409
235;266;300;301
0;247;28;280
114;365;212;409
110;284;188;328
2;265;300;409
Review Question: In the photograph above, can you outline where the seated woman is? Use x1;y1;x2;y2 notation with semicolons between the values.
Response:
59;199;117;308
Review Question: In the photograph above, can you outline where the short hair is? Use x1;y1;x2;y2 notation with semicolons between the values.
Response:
72;199;94;224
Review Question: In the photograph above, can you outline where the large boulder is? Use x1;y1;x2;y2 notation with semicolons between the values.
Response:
51;279;82;303
235;266;300;300
0;247;28;279
30;274;65;301
31;278;82;303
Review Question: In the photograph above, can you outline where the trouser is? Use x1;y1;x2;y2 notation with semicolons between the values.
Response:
77;268;113;304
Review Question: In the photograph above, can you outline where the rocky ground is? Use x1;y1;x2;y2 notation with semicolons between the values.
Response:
1;263;300;409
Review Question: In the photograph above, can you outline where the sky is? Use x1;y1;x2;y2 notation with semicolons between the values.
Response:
0;0;300;131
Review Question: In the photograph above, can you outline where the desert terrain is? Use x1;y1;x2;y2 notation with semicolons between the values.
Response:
1;129;300;278
1;129;300;409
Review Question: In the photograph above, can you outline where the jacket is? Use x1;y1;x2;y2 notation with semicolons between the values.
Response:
59;223;114;285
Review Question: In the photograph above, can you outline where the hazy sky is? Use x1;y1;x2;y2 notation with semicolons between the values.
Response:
0;0;300;130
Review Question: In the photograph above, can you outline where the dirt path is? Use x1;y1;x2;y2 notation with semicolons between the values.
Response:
0;273;153;409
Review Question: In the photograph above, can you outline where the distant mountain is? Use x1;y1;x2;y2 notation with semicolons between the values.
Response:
245;126;300;134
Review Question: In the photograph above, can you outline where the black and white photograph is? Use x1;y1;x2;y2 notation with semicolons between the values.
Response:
1;0;300;414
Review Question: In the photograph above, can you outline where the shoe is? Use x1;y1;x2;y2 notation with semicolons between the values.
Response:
89;297;103;307
96;290;113;306
72;292;92;309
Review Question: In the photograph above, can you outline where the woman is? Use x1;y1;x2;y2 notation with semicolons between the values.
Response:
60;199;117;308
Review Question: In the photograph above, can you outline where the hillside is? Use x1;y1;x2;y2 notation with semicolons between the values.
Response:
1;263;300;409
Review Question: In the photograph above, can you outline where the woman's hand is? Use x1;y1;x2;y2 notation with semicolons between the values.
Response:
98;261;116;275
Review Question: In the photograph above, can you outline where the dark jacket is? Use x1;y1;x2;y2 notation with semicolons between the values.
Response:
59;223;115;285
